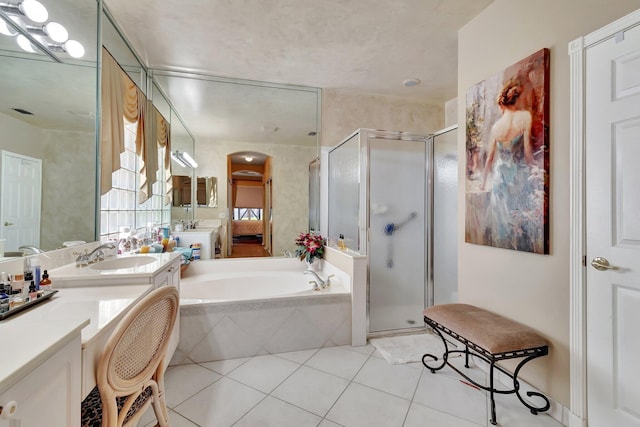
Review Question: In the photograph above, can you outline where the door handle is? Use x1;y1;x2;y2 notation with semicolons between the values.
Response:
3;222;13;226
590;257;619;271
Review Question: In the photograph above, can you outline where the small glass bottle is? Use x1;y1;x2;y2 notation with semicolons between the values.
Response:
28;282;37;301
39;270;52;292
337;234;346;251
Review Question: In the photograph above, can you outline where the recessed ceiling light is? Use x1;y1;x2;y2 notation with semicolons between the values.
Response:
244;155;254;162
402;78;421;87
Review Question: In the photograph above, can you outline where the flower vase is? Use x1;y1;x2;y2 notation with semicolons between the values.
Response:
306;259;322;272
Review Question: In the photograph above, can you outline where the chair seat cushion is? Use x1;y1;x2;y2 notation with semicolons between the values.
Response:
81;385;152;427
423;303;548;355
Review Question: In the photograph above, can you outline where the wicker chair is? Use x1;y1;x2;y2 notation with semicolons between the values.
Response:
81;286;179;427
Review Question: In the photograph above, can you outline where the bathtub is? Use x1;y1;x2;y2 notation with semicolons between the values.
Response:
170;258;352;364
181;271;329;304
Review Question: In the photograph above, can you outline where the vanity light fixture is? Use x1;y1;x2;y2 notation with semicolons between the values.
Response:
0;0;84;59
0;0;48;23
171;150;198;168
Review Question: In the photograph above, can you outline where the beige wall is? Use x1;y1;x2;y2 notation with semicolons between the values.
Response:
0;113;95;251
458;0;639;406
321;88;444;146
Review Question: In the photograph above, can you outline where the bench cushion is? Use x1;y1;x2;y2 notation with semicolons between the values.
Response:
423;304;548;355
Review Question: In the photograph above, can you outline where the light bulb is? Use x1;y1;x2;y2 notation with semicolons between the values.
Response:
244;156;254;162
181;152;198;168
44;22;67;43
19;0;48;23
64;39;84;58
16;34;36;53
0;15;21;36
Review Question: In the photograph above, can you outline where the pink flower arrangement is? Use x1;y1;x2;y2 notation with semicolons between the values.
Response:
294;232;326;264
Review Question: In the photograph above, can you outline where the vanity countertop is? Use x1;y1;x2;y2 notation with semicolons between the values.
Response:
48;251;181;285
0;284;153;394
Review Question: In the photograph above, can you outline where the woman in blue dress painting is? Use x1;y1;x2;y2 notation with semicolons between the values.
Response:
480;79;537;252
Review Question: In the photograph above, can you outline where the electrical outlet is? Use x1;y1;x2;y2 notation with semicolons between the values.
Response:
218;212;226;218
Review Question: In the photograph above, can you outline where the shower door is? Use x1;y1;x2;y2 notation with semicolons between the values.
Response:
368;137;427;333
431;126;458;305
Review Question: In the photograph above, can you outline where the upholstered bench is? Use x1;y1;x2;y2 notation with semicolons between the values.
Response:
422;303;550;425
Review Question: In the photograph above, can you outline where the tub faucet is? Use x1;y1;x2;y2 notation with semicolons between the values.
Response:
304;270;334;289
75;243;115;267
18;245;44;254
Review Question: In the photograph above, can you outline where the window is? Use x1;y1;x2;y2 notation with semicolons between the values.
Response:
234;208;262;221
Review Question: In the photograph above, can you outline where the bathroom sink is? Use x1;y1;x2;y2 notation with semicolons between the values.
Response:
89;256;157;271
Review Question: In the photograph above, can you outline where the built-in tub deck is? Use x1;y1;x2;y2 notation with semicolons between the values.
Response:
171;258;351;364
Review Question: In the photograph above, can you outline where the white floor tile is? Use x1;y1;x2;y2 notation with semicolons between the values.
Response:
173;377;265;426
318;419;344;427
305;346;370;380
413;369;487;425
227;354;300;393
403;402;482;427
353;356;422;400
344;343;377;356
200;357;251;375
325;382;410;427
143;409;200;427
273;348;320;364
272;365;350;417
165;363;222;408
234;396;321;427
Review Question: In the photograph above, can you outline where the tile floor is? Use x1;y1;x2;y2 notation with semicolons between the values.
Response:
139;345;564;427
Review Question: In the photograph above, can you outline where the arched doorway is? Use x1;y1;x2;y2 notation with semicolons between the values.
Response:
227;151;272;257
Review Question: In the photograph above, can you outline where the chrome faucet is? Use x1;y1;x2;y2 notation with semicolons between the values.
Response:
304;270;334;289
18;245;44;254
75;243;115;267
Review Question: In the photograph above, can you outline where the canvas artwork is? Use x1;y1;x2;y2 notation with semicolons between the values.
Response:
465;48;550;254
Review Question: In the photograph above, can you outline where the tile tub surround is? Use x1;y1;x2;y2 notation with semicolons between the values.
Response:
171;257;352;364
172;292;351;364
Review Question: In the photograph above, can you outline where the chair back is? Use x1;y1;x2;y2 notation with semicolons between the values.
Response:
96;286;179;426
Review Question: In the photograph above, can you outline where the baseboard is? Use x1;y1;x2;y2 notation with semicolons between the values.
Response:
568;412;587;427
471;355;570;426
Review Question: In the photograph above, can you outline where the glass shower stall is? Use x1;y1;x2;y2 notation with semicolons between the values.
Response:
327;127;458;335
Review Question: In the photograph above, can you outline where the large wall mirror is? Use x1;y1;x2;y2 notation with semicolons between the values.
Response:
152;71;320;257
0;0;98;253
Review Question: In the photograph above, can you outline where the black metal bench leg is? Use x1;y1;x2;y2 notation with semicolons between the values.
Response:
489;360;497;425
465;344;470;368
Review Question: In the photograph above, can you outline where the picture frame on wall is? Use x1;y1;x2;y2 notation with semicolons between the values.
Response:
465;48;550;254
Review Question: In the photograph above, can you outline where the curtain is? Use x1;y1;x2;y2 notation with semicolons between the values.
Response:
100;48;147;197
153;106;172;205
235;185;264;208
100;48;125;195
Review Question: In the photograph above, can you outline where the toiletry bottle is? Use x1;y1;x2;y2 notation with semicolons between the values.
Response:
0;284;9;313
338;234;346;251
12;273;24;295
23;271;33;297
28;282;37;301
39;270;52;292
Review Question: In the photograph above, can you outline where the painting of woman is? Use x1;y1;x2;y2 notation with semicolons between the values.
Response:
465;49;549;254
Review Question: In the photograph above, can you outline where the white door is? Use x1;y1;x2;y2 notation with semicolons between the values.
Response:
586;23;640;426
0;151;42;251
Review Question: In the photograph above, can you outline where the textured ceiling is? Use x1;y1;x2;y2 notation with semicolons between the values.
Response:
105;0;494;103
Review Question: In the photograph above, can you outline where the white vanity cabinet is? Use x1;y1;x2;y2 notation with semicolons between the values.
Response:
152;255;181;289
173;227;219;260
0;330;83;427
